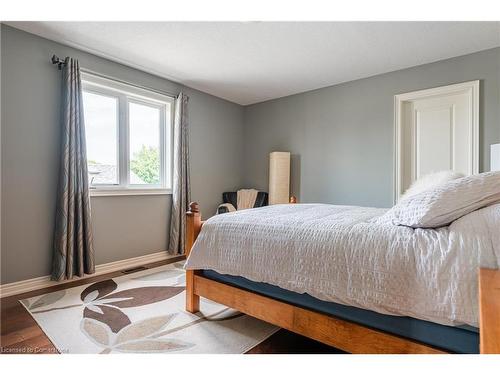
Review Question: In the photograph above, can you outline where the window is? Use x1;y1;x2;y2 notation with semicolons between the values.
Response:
82;73;173;196
84;91;119;185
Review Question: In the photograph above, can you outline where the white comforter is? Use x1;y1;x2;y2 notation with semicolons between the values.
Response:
185;203;500;327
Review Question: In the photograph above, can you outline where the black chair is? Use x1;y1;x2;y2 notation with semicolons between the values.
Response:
217;191;269;214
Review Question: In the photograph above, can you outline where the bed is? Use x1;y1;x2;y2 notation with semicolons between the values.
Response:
183;199;500;353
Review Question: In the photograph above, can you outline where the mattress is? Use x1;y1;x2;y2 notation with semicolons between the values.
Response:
185;203;500;327
202;270;479;353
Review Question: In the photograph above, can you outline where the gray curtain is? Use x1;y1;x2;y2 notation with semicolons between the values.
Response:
168;93;191;254
52;57;95;281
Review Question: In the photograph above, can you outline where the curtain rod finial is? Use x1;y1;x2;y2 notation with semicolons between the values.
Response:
51;54;66;70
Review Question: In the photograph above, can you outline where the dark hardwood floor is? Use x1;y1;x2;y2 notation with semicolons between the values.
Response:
1;257;341;354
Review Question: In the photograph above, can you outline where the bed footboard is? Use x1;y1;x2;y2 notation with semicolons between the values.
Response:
185;202;203;313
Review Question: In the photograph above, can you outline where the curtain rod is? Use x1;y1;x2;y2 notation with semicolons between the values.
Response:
51;54;178;99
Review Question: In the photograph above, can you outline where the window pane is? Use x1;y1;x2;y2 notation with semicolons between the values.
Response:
129;102;161;185
83;91;118;185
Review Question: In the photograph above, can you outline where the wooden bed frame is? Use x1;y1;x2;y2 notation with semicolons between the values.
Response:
184;202;490;354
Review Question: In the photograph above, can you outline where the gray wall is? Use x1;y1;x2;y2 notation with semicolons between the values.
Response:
243;48;500;208
1;25;244;283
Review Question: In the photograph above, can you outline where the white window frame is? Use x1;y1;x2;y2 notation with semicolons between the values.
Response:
82;72;174;197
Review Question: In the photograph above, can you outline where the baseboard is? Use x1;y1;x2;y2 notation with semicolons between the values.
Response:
0;251;179;298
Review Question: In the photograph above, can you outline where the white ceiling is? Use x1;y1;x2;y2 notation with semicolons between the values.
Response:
7;22;500;105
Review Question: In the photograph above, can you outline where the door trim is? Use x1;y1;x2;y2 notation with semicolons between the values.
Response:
393;80;480;203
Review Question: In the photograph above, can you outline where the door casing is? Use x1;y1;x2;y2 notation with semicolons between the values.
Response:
393;80;480;203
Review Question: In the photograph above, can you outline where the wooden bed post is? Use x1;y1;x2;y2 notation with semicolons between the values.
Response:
185;202;202;313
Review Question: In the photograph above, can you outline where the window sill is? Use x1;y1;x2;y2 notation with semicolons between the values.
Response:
90;188;172;197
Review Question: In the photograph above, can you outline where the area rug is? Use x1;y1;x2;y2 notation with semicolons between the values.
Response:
20;262;279;354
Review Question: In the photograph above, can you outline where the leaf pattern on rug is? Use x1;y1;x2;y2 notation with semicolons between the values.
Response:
114;315;176;345
81;315;194;353
83;304;132;333
81;279;118;301
22;290;67;310
100;286;185;308
78;279;185;332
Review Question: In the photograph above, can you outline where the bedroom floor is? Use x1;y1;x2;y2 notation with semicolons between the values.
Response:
0;257;342;354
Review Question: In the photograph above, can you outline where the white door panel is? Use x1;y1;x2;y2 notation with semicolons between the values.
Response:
415;105;453;178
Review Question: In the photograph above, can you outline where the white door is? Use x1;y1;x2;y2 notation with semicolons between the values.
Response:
395;81;479;202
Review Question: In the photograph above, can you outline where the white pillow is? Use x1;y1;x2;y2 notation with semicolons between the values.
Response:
401;170;465;200
384;171;500;228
